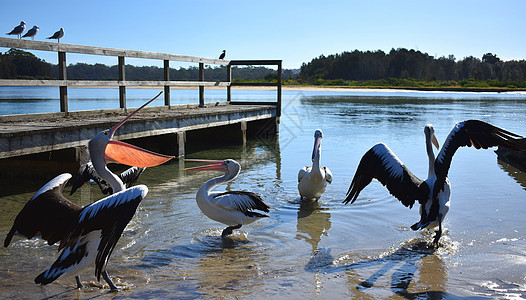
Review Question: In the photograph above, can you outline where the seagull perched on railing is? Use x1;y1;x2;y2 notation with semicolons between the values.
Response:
47;28;64;43
6;21;25;39
22;25;39;40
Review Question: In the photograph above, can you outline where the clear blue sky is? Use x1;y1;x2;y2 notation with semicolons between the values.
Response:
2;0;525;69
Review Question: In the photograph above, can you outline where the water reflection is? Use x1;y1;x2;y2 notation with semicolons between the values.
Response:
296;200;331;253
497;160;526;190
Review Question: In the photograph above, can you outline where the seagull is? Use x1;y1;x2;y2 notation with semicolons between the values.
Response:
22;25;39;40
7;21;25;39
184;159;270;237
219;50;226;60
47;28;64;43
4;92;174;290
298;129;333;200
343;120;525;246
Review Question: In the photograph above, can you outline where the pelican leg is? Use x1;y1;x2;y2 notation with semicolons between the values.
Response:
433;216;443;247
75;275;83;289
221;224;242;237
102;271;118;291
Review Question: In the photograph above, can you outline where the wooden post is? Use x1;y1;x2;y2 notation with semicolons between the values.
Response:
177;131;186;157
199;62;204;107
118;56;126;109
164;59;170;106
277;61;282;117
58;51;68;113
241;121;247;145
226;63;232;103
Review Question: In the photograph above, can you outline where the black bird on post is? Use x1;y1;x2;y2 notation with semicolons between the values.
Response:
219;50;226;60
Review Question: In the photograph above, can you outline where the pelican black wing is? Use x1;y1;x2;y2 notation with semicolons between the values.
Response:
61;185;147;280
214;190;270;216
344;143;429;208
4;174;81;248
433;120;525;199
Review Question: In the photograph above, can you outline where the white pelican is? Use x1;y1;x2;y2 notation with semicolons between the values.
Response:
4;92;173;290
184;159;270;237
47;28;64;43
298;129;333;200
219;50;226;60
343;120;525;246
69;161;146;196
22;25;39;40
6;21;25;39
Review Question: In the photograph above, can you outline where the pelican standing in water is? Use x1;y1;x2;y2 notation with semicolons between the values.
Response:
343;120;525;246
4;92;174;290
298;129;333;200
184;159;270;237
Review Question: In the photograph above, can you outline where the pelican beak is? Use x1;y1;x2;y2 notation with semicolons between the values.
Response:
312;133;322;162
182;159;228;172
108;91;162;139
104;91;175;167
432;134;440;149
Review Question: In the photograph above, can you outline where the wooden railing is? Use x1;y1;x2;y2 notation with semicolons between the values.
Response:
0;37;281;116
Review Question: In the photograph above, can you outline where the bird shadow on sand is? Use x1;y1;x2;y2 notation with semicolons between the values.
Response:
304;240;488;300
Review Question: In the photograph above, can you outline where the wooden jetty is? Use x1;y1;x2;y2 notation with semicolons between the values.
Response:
0;37;281;178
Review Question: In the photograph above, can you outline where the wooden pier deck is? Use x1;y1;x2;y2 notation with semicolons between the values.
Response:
0;38;281;178
0;102;277;159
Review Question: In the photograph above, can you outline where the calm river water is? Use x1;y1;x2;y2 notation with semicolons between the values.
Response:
1;87;526;299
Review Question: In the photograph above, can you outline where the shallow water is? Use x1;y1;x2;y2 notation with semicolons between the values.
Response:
1;88;526;299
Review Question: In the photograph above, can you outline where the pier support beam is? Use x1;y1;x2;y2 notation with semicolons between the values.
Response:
177;131;186;157
164;60;170;106
58;51;68;113
118;56;126;109
241;121;247;145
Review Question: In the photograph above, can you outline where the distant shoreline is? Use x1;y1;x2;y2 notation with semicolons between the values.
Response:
13;85;526;94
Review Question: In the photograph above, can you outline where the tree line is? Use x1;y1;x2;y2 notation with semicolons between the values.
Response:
299;48;526;88
0;49;298;82
2;48;526;88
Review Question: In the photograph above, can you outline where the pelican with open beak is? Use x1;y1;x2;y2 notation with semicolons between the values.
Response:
4;92;174;291
184;159;270;237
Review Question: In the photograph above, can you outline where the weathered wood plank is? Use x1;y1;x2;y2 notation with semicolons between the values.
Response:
0;79;231;87
0;37;229;65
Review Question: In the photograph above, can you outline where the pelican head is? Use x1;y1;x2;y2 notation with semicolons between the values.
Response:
312;129;323;162
88;92;173;169
20;21;26;25
424;124;440;149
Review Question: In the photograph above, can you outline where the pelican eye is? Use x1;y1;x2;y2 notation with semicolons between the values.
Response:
102;131;109;136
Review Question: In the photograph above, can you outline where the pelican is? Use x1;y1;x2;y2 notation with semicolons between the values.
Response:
343;120;525;246
69;161;145;196
298;129;333;200
219;50;226;60
184;159;270;237
47;28;64;43
6;21;25;38
4;92;174;290
22;25;39;40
